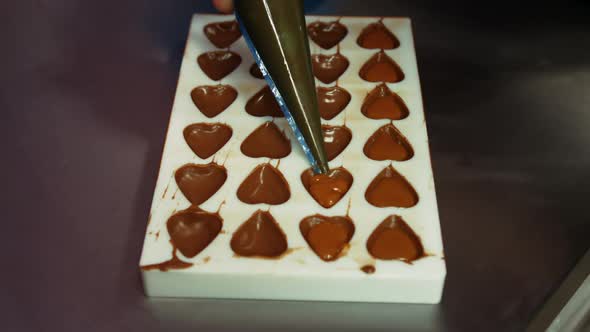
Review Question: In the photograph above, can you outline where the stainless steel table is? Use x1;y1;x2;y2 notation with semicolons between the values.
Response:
3;1;589;331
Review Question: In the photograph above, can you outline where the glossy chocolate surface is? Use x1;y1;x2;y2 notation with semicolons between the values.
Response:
166;207;222;258
183;123;232;159
301;167;353;208
365;165;418;208
357;21;400;49
322;125;352;161
361;83;409;120
300;214;355;261
175;163;227;205
311;53;349;84
359;51;404;83
364;123;413;161
307;20;348;49
190;85;238;118
245;86;284;117
367;215;424;262
203;20;242;48
197;50;241;81
240;121;291;158
237;163;290;205
231;210;288;258
249;63;264;79
316;86;351;120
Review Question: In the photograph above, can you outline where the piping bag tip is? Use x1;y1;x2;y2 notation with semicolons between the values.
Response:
235;0;329;174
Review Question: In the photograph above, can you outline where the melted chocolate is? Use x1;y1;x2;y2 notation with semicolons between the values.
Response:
307;21;348;50
301;167;353;208
166;207;222;258
317;86;351;120
197;51;242;81
141;249;193;271
183;123;232;159
300;214;355;261
245;86;284;117
367;215;424;262
311;53;349;84
231;210;288;257
361;83;409;120
241;121;291;158
203;20;242;48
322;125;352;161
191;85;238;118
365;165;418;208
359;51;404;83
250;63;264;79
364;124;414;161
357;21;400;49
175;163;227;205
361;265;376;274
237;163;290;205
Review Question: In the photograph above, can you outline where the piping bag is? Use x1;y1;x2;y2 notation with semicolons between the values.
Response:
234;0;329;174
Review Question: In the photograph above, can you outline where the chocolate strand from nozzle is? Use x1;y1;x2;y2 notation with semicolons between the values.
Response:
235;0;329;174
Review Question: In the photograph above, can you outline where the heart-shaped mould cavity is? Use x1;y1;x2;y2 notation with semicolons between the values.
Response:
191;85;238;118
231;210;288;258
175;163;227;205
311;53;349;84
197;50;242;81
300;214;355;261
367;215;424;262
364;124;414;161
301;167;353;208
359;51;404;83
322;125;352;161
250;63;264;79
167;207;223;258
237;163;290;205
357;21;400;49
317;86;351;120
361;83;409;120
245;86;284;117
365;165;418;208
307;20;348;50
241;121;291;159
183;123;232;159
203;20;242;48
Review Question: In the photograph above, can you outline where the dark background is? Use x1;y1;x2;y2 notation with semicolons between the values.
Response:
3;0;590;331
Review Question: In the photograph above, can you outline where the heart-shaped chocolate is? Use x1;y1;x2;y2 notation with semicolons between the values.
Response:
203;20;242;48
231;210;287;257
317;86;351;120
300;214;355;261
367;215;424;262
301;167;353;208
237;163;290;205
364;124;413;161
365;165;418;208
322;125;352;161
191;85;237;118
167;207;223;258
307;20;348;50
245;86;284;117
241;121;291;159
311;53;349;84
197;50;242;81
183;123;232;159
249;63;264;79
357;21;400;49
361;83;409;120
359;51;404;83
175;163;227;205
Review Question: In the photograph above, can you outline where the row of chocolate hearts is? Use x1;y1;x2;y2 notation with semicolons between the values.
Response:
175;163;418;209
203;20;400;51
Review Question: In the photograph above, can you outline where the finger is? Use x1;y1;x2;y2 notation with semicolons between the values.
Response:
213;0;234;13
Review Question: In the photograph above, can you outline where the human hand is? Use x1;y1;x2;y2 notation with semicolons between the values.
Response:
213;0;233;13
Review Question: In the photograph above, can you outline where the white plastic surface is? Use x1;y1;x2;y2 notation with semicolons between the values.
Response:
139;14;446;303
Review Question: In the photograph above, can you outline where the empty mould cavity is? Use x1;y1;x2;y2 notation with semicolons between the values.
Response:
322;125;352;161
203;20;242;48
366;215;424;262
357;20;400;49
363;124;413;161
365;165;418;208
361;83;409;120
191;85;238;118
183;123;232;159
359;51;404;83
245;86;284;117
307;20;348;49
166;207;223;258
197;50;242;81
301;167;353;208
317;86;351;120
300;214;355;262
311;53;349;84
237;163;290;205
175;163;227;205
250;63;264;79
241;121;291;158
231;210;288;258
